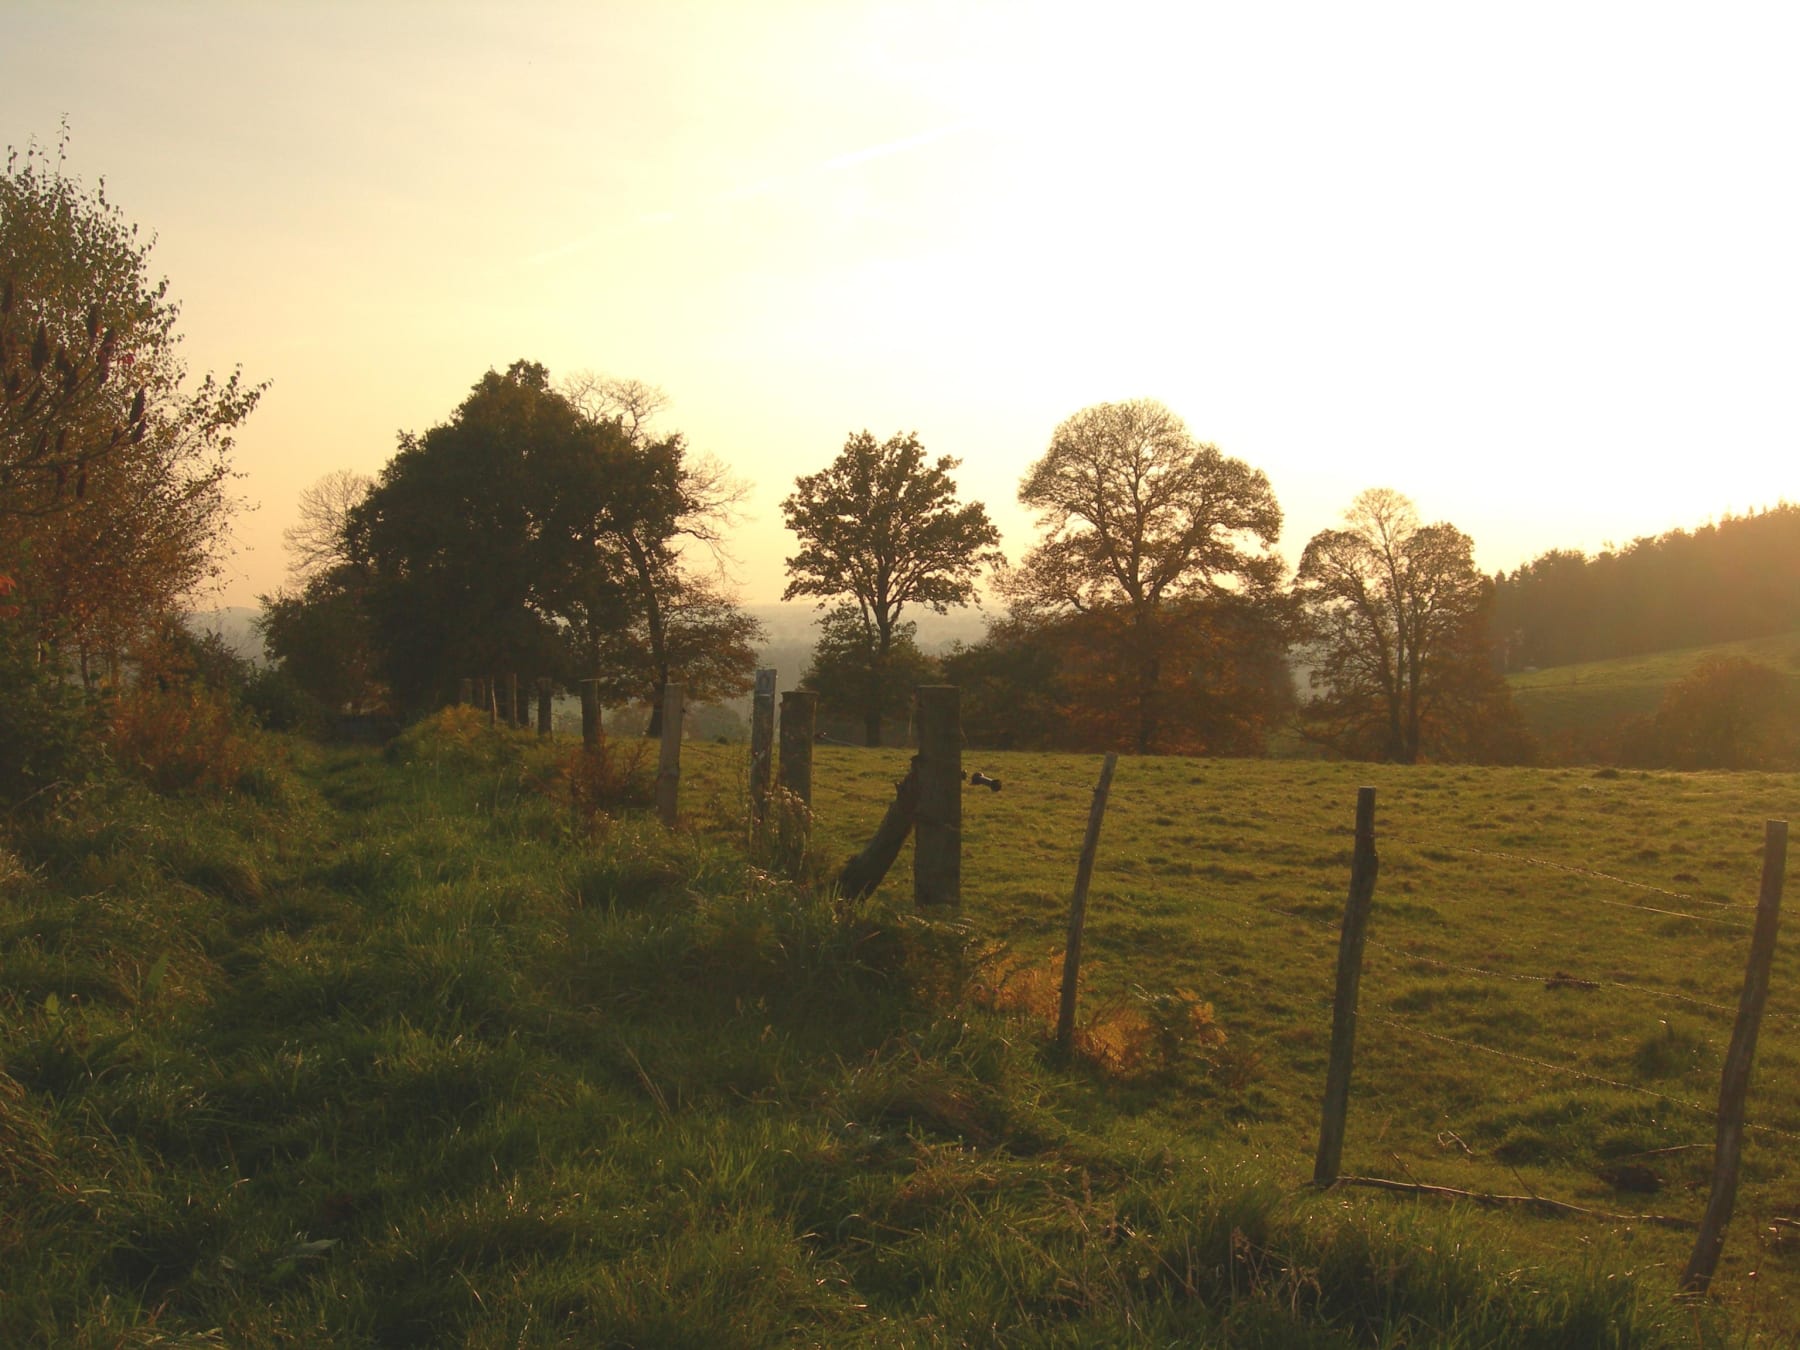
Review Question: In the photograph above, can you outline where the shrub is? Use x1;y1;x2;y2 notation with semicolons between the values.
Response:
559;738;654;823
106;684;268;795
975;952;1230;1080
1623;656;1799;769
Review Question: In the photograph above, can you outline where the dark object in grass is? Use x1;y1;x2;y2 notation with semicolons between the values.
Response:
836;757;919;902
968;771;1002;792
1544;971;1598;991
1598;1163;1663;1194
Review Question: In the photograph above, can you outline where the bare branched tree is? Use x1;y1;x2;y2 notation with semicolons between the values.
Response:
283;469;373;582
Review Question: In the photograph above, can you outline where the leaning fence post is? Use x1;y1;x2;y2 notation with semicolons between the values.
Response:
655;682;684;828
749;668;776;818
486;676;498;728
1314;786;1380;1188
779;690;817;807
580;679;601;750
1680;818;1788;1294
913;685;961;908
1057;752;1118;1056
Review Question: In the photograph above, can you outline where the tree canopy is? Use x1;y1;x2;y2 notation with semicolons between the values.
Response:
342;361;759;720
1008;399;1283;753
1;133;261;676
783;430;999;744
1295;488;1529;764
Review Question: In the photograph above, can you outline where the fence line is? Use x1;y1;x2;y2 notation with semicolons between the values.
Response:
1169;877;1796;1028
1449;845;1748;912
1355;939;1771;1024
1366;1013;1800;1146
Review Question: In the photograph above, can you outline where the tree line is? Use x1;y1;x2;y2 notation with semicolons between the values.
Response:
779;401;1524;764
1493;504;1800;669
11;137;1787;782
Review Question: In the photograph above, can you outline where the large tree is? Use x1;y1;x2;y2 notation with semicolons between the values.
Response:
346;361;603;712
346;361;759;720
782;430;1000;745
2;133;262;677
1294;488;1529;763
559;372;757;735
1009;398;1283;754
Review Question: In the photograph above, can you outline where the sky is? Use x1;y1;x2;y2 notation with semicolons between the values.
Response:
5;1;1797;613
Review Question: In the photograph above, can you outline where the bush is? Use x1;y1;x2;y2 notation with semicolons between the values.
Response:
0;626;99;814
1623;656;1799;769
559;739;654;823
106;684;270;796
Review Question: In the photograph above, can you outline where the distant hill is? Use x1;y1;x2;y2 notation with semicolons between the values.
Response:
1507;629;1800;746
741;602;994;714
185;607;266;664
741;602;991;654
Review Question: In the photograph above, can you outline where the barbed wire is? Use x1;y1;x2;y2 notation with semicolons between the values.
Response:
1355;937;1793;1026
1365;1013;1800;1146
1446;845;1747;908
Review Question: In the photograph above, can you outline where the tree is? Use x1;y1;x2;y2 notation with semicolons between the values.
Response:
347;361;602;713
1625;656;1799;770
1;131;262;675
347;361;760;721
558;372;756;735
783;430;1000;745
283;469;372;583
801;603;939;742
1009;398;1283;754
1294;488;1530;764
257;568;386;717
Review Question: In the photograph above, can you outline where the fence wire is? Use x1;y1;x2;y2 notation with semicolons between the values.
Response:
1366;1013;1800;1147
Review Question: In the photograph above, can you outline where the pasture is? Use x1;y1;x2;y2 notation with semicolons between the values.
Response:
3;722;1796;1344
783;745;1800;1321
1508;629;1800;740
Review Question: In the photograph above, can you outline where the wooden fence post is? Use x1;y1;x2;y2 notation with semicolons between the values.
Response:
779;690;817;806
1314;786;1380;1188
1680;818;1788;1293
655;682;684;828
913;685;961;908
580;679;601;750
1057;752;1118;1056
749;668;776;818
515;676;531;727
486;676;498;728
536;677;552;737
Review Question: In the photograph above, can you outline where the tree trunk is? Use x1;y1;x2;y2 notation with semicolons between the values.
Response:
625;533;669;739
864;617;892;747
1134;612;1160;755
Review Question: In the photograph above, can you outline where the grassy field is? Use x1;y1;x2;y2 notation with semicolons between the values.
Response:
793;745;1800;1322
4;717;1797;1344
1508;630;1800;740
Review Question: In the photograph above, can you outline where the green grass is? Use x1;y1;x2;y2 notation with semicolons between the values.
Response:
4;720;1792;1344
1508;629;1800;739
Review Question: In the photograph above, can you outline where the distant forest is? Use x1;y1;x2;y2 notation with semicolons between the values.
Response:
1492;503;1800;669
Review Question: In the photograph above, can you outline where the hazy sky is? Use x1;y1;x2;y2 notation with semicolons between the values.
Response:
7;1;1796;611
